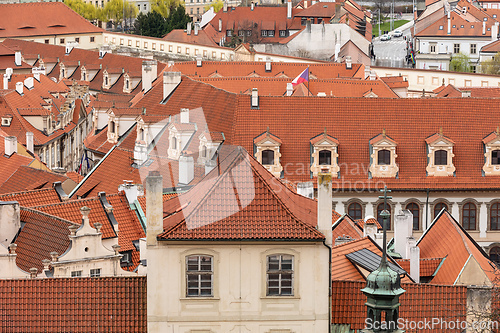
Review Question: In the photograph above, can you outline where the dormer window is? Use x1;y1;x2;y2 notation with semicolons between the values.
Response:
369;131;398;178
106;110;119;144
254;129;283;178
1;116;12;127
482;129;500;175
425;130;455;177
167;111;196;160
81;67;87;81
197;131;224;165
103;70;110;89
171;136;177;150
309;131;339;177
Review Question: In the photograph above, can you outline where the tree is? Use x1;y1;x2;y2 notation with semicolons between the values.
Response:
480;52;500;74
165;5;191;34
204;0;224;13
450;52;471;73
64;0;105;22
103;0;138;29
150;0;181;18
133;11;168;37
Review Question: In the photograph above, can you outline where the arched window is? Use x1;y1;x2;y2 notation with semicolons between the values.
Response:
202;145;207;158
105;76;108;86
319;150;331;165
171;136;177;150
109;121;115;134
493;150;500;165
490;247;500;266
377;149;391;165
491;203;500;230
434;202;448;218
348;202;362;220
262;149;274;165
139;129;144;141
377;203;391;230
434;150;447;165
406;202;420;231
462;202;477;230
126;79;129;90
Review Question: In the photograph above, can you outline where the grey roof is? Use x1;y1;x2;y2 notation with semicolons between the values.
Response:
345;248;406;275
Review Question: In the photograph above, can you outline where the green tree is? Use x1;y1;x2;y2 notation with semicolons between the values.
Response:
450;52;472;73
165;5;191;34
103;0;138;29
480;52;500;74
204;0;224;13
150;0;181;18
64;0;105;22
133;11;168;37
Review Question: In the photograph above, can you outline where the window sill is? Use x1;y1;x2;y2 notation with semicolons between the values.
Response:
261;295;300;300
180;297;220;301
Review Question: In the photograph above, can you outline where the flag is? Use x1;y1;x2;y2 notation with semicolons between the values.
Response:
77;153;84;174
292;68;309;86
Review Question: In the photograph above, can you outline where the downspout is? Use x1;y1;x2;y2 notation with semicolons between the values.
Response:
425;188;429;230
325;241;332;332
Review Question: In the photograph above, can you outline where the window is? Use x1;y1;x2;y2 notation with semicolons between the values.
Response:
190;8;193;14
186;255;213;297
377;149;391;165
171;136;177;150
144;42;148;48
152;43;156;50
434;202;448;217
203;50;207;57
239;30;244;37
90;268;101;277
262;149;274;165
454;43;460;54
105;76;108;86
439;25;443;30
319;150;331;165
226;30;232;37
267;255;293;296
143;4;147;9
45;39;49;44
197;7;199;14
75;37;79;43
463;202;476;230
491;203;500;230
348;202;362;220
279;30;286;37
434;150;447;165
490;247;500;266
301;18;307;25
471;44;477;54
247;30;251;36
110;121;115;134
261;30;268;37
212;51;216;58
186;47;190;55
406;202;420;230
493;150;500;165
128;40;132;46
268;30;275;37
71;271;82;277
60;38;65;44
177;46;182;53
136;41;140;47
120;251;132;267
430;43;436;53
377;203;391;230
160;44;164;51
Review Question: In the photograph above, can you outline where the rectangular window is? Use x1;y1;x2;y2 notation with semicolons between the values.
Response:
90;268;101;277
493;150;500;165
482;80;488;87
212;51;216;58
186;47;190;55
160;44;164;51
75;38;80;43
71;271;82;277
120;38;124;45
471;43;477;54
279;30;286;37
238;30;244;37
45;39;49;44
152;43;156;50
177;46;182;53
203;50;207;57
144;42;148;48
261;30;267;37
169;45;173;52
90;36;95;43
195;49;199;55
267;255;293;296
186;255;213;297
60;38;65;44
268;30;275;37
454;43;460;54
143;4;146;9
128;40;132;46
226;30;232;37
136;41;140;47
221;53;225;60
430;43;437;54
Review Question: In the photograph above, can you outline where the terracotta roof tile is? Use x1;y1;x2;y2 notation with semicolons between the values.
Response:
163;29;222;47
0;187;61;207
332;215;364;241
395;257;444;277
0;166;68;194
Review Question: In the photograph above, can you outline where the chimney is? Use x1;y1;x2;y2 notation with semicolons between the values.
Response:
483;21;486;35
493;22;499;41
205;159;217;175
6;68;13;80
304;0;308;8
306;19;311;33
146;171;163;246
408;237;420;283
4;136;17;156
297;181;313;198
265;57;272;72
14;52;21;66
163;71;182;100
134;140;147;165
3;74;8;90
223;1;227;12
363;217;378;240
194;22;199;36
346;56;352;69
118;181;144;204
0;202;21;249
394;210;413;259
180;108;190;124
26;132;33;154
168;60;174;67
318;171;332;247
15;82;23;95
251;2;254;10
287;0;292;19
24;77;34;90
335;235;353;246
32;67;46;81
251;88;259;108
219;18;222;32
286;82;293;96
369;71;376;81
178;155;195;185
187;22;192;35
364;65;370;79
142;60;157;92
196;55;202;67
447;12;451;35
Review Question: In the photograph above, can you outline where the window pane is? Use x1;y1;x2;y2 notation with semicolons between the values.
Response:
435;150;447;165
491;203;500;230
378;149;391;165
319;150;332;165
262;150;275;165
281;256;293;270
348;203;362;220
268;256;279;270
493;150;500;165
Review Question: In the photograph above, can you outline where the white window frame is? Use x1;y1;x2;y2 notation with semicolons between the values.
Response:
186;255;213;297
266;254;294;296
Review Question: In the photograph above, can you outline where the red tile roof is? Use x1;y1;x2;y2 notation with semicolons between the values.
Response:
0;137;36;186
416;10;496;37
381;75;410;89
0;166;68;194
163;29;222;47
395;257;444;277
332;215;363;242
0;276;146;332
433;84;463;97
65;171;84;183
159;147;325;241
295;2;336;18
0;187;62;207
332;280;467;332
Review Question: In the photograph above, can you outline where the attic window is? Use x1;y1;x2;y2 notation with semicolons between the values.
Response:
309;132;339;177
48;24;66;28
460;25;464;28
471;25;475;28
369;132;398;178
18;25;35;29
484;17;488;21
494;15;498;18
439;25;443;30
452;25;456;28
1;117;12;127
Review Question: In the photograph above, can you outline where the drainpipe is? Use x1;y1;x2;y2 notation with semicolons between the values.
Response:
425;188;429;229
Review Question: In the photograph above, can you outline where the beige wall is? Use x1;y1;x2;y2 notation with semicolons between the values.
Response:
0;33;103;50
147;241;330;332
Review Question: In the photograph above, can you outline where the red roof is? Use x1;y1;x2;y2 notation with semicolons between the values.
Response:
0;187;62;207
332;215;363;242
295;2;336;18
163;29;222;47
0;166;68;195
395;257;444;277
416;10;496;37
159;147;325;241
0;276;146;332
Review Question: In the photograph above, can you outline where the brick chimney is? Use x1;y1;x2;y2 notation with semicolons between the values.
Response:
146;171;163;246
317;171;332;247
251;88;259;108
4;136;17;156
163;71;181;101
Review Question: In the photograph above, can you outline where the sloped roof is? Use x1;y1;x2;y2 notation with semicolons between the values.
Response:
0;2;103;38
0;187;61;207
0;166;68;195
416;10;495;37
418;210;498;285
163;29;222;47
0;136;36;186
295;2;336;18
332;215;363;241
433;84;463;97
0;276;146;332
395;257;444;277
159;147;325;241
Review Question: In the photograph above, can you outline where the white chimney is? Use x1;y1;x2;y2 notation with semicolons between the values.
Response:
180;108;189;124
168;61;174;67
493;22;499;41
194;22;199;36
32;67;46;82
287;0;292;19
205;159;217;175
447;12;451;35
14;52;21;66
346;56;352;69
369;71;376;81
335;235;353;246
4;136;17;156
163;71;182;100
251;2;254;10
15;82;23;95
187;22;192;35
364;65;370;79
146;171;163;246
408;237;420;283
24;77;34;90
196;55;202;67
251;88;258;108
312;0;317;4
265;57;272;72
3;74;8;90
178;155;194;185
142;60;157;92
133;141;147;165
304;0;308;8
363;217;378;240
374;232;383;248
223;0;227;11
6;68;13;80
297;181;313;198
286;82;293;96
219;18;222;32
26;132;33;154
318;171;332;247
394;210;413;259
118;181;144;204
483;21;486;35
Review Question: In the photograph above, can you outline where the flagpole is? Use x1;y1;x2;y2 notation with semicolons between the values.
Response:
307;65;310;96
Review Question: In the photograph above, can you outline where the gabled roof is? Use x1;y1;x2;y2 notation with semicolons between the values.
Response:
158;147;325;241
395;257;444;277
332;215;363;241
254;130;282;144
310;132;339;145
417;210;498;285
416;10;495;37
163;29;222;48
425;132;455;145
294;2;336;18
433;84;462;97
0;2;103;38
0;166;68;195
0;187;61;207
369;132;397;145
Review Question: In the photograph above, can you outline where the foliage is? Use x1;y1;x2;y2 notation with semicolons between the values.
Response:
480;52;500;74
133;11;167;37
64;0;105;21
450;52;472;73
165;5;191;34
204;0;224;13
103;0;138;28
150;0;181;18
372;20;409;37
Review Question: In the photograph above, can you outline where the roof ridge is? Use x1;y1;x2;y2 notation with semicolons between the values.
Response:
20;206;77;226
0;186;54;197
